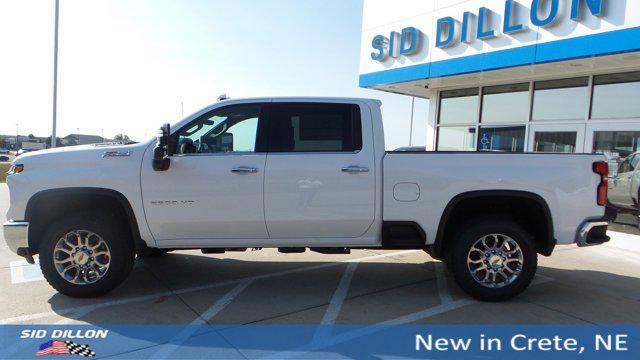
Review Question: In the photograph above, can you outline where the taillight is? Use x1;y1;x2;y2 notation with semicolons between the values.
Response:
593;161;608;206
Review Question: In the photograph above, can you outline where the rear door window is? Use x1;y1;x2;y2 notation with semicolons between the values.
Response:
265;103;362;152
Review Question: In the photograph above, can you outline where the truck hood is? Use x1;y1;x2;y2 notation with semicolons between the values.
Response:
12;141;153;169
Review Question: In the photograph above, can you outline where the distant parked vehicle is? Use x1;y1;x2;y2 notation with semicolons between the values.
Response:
0;155;9;162
21;142;46;151
608;152;640;213
0;148;9;154
16;149;35;156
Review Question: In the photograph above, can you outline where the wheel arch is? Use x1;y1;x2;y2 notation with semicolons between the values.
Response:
431;190;555;259
25;187;145;254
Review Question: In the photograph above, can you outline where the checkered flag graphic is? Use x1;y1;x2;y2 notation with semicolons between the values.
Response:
65;341;96;357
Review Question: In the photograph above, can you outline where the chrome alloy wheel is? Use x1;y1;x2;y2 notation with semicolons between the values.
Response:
466;233;523;288
53;230;111;285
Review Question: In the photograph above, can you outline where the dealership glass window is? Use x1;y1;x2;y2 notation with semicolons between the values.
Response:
436;126;476;151
438;88;479;125
533;132;577;153
481;83;530;124
591;71;640;119
478;126;525;152
592;131;640;159
532;77;589;120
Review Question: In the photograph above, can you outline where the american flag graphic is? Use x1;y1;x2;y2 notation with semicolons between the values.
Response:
36;340;96;357
36;341;69;356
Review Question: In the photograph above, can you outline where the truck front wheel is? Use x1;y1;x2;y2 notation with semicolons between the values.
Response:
39;213;135;297
449;218;537;301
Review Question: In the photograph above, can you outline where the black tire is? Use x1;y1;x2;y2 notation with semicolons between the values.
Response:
448;217;537;302
39;212;135;298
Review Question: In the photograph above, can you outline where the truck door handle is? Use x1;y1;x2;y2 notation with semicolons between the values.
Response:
341;165;369;173
231;166;258;174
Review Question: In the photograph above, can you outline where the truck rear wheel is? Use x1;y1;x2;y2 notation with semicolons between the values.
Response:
449;218;537;301
39;213;135;297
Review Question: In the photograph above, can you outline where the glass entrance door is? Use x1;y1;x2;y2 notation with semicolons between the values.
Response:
527;123;585;153
585;122;640;159
585;122;640;177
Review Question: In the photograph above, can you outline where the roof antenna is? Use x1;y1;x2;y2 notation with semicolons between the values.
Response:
217;94;229;102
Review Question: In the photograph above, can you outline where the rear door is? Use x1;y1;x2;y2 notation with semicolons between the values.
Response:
263;102;376;239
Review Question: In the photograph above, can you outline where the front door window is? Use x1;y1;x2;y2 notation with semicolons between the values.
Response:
175;105;262;154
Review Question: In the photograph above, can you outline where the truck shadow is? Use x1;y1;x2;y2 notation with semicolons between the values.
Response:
42;252;640;357
45;251;640;324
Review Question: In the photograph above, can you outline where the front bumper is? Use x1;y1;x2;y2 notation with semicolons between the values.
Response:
576;221;610;247
2;221;33;263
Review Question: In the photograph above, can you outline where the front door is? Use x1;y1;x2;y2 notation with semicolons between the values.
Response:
262;102;376;239
141;103;269;241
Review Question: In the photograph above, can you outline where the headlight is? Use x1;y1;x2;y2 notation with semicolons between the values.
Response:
7;164;24;175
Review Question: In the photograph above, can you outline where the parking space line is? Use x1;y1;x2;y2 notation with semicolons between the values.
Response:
312;262;359;344
152;279;254;359
262;274;556;359
10;259;44;284
53;309;93;325
0;250;418;324
434;262;452;304
201;279;254;323
320;262;358;325
262;299;476;360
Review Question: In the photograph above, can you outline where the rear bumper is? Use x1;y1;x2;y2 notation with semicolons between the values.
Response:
2;221;33;263
576;221;610;247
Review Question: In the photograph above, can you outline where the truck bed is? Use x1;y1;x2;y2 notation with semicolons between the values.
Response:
382;152;606;246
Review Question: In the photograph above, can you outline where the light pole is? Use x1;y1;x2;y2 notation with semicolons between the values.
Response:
51;0;60;148
409;97;415;146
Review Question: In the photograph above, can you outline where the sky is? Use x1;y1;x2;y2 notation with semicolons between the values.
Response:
0;0;427;150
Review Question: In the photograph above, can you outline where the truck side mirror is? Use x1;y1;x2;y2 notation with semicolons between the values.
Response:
152;123;171;171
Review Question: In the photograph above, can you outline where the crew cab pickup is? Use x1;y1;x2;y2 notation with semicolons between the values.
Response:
3;97;611;301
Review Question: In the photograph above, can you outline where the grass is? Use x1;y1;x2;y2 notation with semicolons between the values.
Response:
0;163;10;183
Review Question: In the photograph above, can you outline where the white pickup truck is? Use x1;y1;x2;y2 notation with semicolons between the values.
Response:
4;97;611;301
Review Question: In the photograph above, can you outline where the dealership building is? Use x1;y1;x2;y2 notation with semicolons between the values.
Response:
359;0;640;159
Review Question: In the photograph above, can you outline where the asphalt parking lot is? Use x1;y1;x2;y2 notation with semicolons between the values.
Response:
1;183;640;328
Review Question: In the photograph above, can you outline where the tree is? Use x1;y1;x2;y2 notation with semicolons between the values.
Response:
113;134;131;143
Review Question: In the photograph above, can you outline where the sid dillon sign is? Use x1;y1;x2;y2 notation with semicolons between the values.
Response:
371;0;605;61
